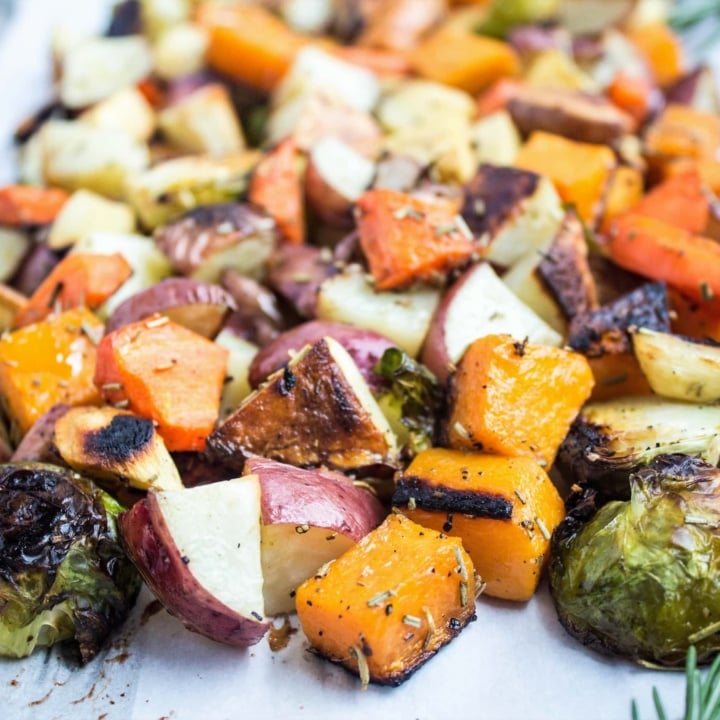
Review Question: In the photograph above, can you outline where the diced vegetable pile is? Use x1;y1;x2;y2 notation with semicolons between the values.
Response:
3;0;720;690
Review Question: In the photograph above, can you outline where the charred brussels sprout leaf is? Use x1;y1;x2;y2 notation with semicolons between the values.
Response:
0;463;140;663
373;348;442;457
550;454;720;667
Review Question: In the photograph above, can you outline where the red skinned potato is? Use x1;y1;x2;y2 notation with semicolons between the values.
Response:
105;278;237;338
266;243;337;319
244;457;385;614
120;476;270;647
248;320;395;390
305;136;376;227
11;403;70;464
154;203;277;282
422;262;561;382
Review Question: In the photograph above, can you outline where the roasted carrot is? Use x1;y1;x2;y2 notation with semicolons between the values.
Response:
630;170;709;234
586;353;653;403
609;214;720;306
475;78;522;117
515;131;616;224
669;287;720;343
607;71;653;126
94;316;229;452
295;513;476;687
249;138;305;245
446;334;594;467
396;449;564;601
645;104;720;161
356;189;474;291
0;307;103;438
0;185;69;226
196;3;306;93
12;252;132;329
627;22;684;87
409;26;520;95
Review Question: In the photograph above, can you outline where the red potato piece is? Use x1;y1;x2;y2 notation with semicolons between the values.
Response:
119;477;269;647
266;243;337;319
248;320;395;390
105;278;237;338
244;457;385;615
10;243;60;297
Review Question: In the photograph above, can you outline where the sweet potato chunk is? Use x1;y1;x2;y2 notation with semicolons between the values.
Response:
395;449;564;601
515;131;616;224
0;308;102;438
95;316;229;452
446;334;594;467
296;513;476;687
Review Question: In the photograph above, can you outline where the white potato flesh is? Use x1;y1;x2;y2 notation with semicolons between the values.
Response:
309;136;375;202
153;22;208;79
79;87;157;143
60;36;153;109
261;525;354;616
214;330;259;420
0;229;29;283
156;476;265;621
470;110;521;167
41;121;150;199
317;267;440;358
48;190;135;250
633;328;720;404
72;233;173;318
443;263;562;366
280;0;333;33
502;252;567;334
483;175;564;269
273;46;380;113
159;84;245;156
140;0;192;39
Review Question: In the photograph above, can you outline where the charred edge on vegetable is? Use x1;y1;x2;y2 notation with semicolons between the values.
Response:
393;476;513;519
567;282;670;357
461;164;541;239
83;414;154;464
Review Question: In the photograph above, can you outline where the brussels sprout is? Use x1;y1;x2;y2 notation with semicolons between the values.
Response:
550;454;720;667
0;463;140;663
373;348;442;458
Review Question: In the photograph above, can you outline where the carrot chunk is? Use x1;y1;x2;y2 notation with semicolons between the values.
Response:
630;170;709;234
608;214;720;305
196;4;306;93
515;131;616;224
396;449;564;601
95;317;229;452
0;308;103;437
249;138;305;245
12;252;132;329
0;185;70;226
627;22;684;87
295;513;476;687
607;71;653;126
409;27;520;95
357;189;474;291
446;334;594;467
645;104;720;162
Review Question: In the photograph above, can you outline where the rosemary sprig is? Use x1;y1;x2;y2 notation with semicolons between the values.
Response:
631;647;720;720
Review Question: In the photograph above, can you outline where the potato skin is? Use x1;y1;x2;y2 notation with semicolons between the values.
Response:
248;320;395;390
120;494;269;646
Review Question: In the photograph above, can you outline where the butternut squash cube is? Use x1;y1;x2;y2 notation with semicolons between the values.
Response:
395;449;565;601
0;307;102;438
515;131;616;224
296;513;476;686
446;333;594;466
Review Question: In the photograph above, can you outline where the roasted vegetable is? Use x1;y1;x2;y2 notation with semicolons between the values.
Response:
0;463;140;662
373;347;442;457
295;513;477;687
550;454;720;666
557;396;720;500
